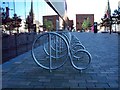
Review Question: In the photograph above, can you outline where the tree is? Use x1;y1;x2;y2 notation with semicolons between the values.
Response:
26;15;33;32
86;17;91;28
2;7;22;34
82;18;87;30
12;14;22;33
82;17;91;31
113;9;120;24
43;19;53;31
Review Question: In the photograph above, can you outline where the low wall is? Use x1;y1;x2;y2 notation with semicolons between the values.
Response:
2;33;39;63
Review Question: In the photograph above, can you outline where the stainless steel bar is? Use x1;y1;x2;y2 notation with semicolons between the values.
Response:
49;33;52;72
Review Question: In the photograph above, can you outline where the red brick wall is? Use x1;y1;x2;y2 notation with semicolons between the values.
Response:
76;14;94;31
43;15;59;30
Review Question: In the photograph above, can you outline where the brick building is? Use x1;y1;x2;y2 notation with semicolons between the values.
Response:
76;14;94;31
43;15;74;31
43;15;59;31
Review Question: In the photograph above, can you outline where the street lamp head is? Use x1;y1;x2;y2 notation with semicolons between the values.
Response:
118;1;120;7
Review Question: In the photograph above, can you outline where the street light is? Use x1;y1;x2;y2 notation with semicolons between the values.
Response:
13;0;15;15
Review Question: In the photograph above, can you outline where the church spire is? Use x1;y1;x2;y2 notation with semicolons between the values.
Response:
107;0;111;18
105;0;111;18
29;0;34;24
30;0;33;15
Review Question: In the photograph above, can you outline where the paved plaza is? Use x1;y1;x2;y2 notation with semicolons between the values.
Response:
1;32;119;89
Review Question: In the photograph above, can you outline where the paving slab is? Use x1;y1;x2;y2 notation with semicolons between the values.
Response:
1;32;119;89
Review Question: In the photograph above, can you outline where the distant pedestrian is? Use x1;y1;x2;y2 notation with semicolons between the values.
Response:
91;25;94;32
38;30;40;33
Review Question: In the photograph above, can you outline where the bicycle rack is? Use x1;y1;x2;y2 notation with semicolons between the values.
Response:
31;31;92;72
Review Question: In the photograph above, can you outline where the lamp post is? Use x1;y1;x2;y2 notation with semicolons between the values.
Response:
118;1;120;33
24;0;26;19
13;0;15;15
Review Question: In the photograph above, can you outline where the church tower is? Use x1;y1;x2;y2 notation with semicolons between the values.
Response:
105;0;111;18
29;0;34;24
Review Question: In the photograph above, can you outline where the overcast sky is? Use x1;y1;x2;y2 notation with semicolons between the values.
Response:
66;0;119;22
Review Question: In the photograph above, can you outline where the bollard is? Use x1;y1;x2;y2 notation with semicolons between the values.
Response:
94;22;98;33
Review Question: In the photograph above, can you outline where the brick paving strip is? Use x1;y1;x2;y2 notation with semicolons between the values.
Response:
1;32;119;89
